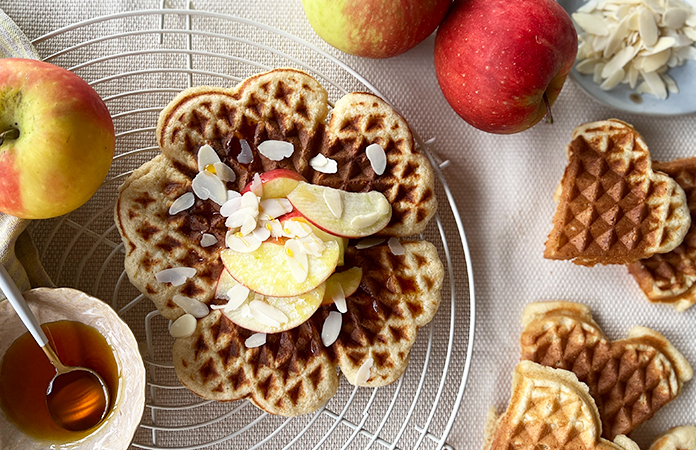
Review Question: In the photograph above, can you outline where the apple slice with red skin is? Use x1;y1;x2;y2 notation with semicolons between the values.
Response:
286;182;392;238
321;266;362;306
220;239;340;298
240;168;306;199
214;268;325;333
279;211;348;266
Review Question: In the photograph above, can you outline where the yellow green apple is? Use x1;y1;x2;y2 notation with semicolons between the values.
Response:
0;58;115;219
286;182;391;238
214;268;325;333
301;0;452;59
220;239;340;297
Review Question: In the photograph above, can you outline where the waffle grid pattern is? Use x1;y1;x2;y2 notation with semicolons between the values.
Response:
544;120;690;266
628;158;696;311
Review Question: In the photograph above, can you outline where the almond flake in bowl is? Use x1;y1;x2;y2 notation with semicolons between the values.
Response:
561;0;696;104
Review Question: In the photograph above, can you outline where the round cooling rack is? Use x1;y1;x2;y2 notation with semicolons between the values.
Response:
26;7;475;450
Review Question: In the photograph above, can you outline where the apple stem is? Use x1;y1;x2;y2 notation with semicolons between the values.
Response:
543;93;554;125
0;128;19;145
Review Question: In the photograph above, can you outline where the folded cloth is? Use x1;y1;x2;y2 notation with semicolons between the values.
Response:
0;9;53;299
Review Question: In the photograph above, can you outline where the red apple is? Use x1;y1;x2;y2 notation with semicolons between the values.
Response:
302;0;452;59
240;168;306;199
433;0;578;134
0;58;115;218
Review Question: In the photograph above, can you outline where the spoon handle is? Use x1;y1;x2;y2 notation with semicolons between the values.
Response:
0;264;49;347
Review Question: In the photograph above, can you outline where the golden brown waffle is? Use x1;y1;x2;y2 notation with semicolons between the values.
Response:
156;68;437;237
484;361;640;450
116;69;443;416
649;426;696;450
172;241;443;416
520;301;693;440
628;157;696;311
544;119;690;266
116;68;438;320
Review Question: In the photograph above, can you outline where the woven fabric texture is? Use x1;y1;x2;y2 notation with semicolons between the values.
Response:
1;0;694;449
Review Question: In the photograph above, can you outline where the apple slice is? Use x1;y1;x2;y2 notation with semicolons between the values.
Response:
279;211;348;266
240;168;306;199
321;267;363;306
286;182;391;238
221;239;340;297
214;268;325;333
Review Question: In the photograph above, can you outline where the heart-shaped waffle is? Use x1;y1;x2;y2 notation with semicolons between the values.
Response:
544;119;690;266
172;241;443;416
115;69;443;416
484;361;640;450
116;68;438;320
649;426;696;450
520;301;693;440
628;157;696;311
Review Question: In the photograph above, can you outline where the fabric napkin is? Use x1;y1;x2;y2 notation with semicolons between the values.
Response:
0;9;53;299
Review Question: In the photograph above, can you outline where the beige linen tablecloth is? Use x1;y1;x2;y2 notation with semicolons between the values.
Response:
2;1;695;449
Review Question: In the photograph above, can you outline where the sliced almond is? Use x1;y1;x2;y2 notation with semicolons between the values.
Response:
258;140;294;161
355;357;374;385
226;231;263;253
192;171;227;206
238;139;254;164
641;48;672;72
200;233;218;248
169;192;195;215
356;237;386;249
387;237;406;256
639;7;660;46
249;300;288;327
574;12;611;36
663;6;689;28
321;311;342;347
213;162;236;183
260;198;292;220
323;189;343;219
224;283;251;310
155;267;196;286
220;196;242;217
197;144;221;173
170;314;197;339
366;143;387;176
244;332;267;348
642;69;668;98
350;211;380;229
310;154;338;173
172;295;209;318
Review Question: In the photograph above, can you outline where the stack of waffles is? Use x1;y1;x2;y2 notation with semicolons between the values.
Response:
545;119;696;312
485;301;693;450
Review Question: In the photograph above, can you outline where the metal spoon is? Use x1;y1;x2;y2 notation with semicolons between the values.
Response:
0;265;110;431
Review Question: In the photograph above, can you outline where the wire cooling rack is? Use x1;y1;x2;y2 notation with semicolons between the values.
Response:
25;5;475;449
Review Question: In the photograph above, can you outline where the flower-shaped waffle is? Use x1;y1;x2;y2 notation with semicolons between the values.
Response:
628;157;696;312
520;301;693;440
484;361;640;450
115;69;443;416
544;119;690;266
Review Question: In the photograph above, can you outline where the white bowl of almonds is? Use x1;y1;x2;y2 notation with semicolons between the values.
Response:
559;0;696;114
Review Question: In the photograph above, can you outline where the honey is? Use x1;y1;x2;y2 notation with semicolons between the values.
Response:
0;320;119;443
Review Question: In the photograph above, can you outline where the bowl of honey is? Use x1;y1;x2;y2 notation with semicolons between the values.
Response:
0;287;145;449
